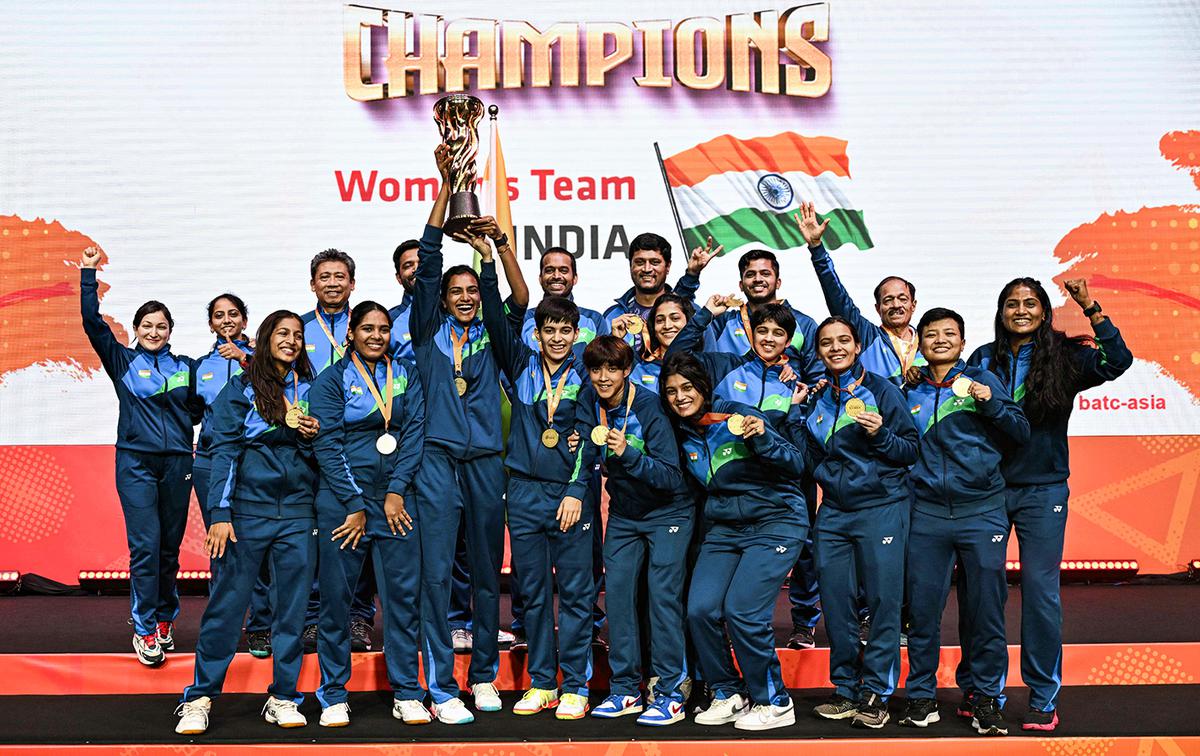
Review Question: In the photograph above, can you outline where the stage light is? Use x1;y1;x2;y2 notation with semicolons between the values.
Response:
1188;559;1200;580
0;570;19;593
1005;559;1138;583
79;569;211;594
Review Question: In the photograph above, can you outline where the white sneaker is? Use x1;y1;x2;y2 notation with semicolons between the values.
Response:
695;693;750;725
133;633;165;667
432;696;475;724
472;682;503;712
319;702;350;727
513;687;559;715
262;697;307;728
497;628;516;644
175;697;211;735
734;700;796;731
451;628;473;653
556;693;590;720
393;698;432;725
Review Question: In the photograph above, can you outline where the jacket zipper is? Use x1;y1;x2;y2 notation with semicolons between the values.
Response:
932;383;952;518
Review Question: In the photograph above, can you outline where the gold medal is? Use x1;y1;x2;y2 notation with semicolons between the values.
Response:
952;376;973;398
626;316;644;335
285;407;303;428
590;425;609;445
726;413;746;436
845;397;866;417
541;428;560;448
376;434;398;455
455;376;468;396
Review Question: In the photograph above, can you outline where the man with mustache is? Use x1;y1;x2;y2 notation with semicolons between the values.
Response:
602;233;703;355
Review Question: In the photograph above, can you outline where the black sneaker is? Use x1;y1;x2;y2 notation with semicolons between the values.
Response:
899;697;940;728
247;629;272;658
1022;707;1058;732
858;616;872;646
813;693;858;720
786;625;816;650
510;627;528;652
350;617;373;652
302;623;318;654
956;689;979;718
971;696;1008;736
851;692;889;729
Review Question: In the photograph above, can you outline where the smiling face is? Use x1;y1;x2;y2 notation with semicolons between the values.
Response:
663;372;704;420
817;321;861;374
395;248;419;294
752;320;790;363
135;311;171;351
311;261;354;310
875;278;916;330
209;297;246;341
443;272;481;324
629;249;669;295
537;319;578;364
653;302;688;349
740;259;780;305
588;362;632;405
919;318;965;367
269;317;305;366
539;251;578;298
349;310;391;363
1001;284;1045;337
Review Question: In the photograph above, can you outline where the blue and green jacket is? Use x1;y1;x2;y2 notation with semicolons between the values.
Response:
567;381;691;520
701;300;822;383
309;351;425;518
506;294;605;355
410;224;502;460
206;371;318;523
80;268;196;455
905;361;1030;518
802;363;919;511
194;338;253;458
302;305;350;376
677;399;809;526
967;317;1132;485
602;272;701;355
808;243;926;386
630;353;664;394
482;261;587;483
388;293;415;361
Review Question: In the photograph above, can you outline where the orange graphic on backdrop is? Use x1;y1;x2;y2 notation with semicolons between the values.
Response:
0;215;126;379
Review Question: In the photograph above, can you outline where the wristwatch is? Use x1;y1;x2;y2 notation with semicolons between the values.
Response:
1082;300;1102;317
494;232;510;248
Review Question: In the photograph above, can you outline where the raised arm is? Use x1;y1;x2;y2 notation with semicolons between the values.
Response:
79;248;129;379
410;148;452;345
479;257;527;381
308;368;366;517
1062;278;1133;390
797;203;878;346
668;299;718;357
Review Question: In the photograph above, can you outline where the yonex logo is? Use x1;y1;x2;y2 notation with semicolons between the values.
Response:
881;536;893;545
184;473;192;481
1053;506;1063;513
775;545;788;554
582;522;592;531
312;529;319;536
668;526;679;534
991;534;1004;543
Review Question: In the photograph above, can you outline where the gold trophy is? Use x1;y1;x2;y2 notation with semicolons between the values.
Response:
433;94;485;236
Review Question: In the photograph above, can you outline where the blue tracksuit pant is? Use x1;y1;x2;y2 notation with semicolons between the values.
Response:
788;475;822;628
906;506;1010;702
415;447;506;702
304;546;378;626
195;455;271;633
316;497;424;704
815;501;906;701
956;482;1067;711
688;520;801;707
115;450;193;636
183;514;316;703
507;475;594;695
604;508;694;703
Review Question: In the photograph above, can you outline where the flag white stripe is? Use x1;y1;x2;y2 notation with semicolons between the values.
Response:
673;170;854;229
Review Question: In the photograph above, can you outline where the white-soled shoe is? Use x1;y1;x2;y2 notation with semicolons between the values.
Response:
393;699;432;725
451;628;473;653
472;682;503;712
175;697;211;735
555;693;589;720
734;700;796;731
319;702;350;727
695;693;750;725
513;687;560;715
432;696;475;724
262;696;307;728
497;628;516;644
133;633;165;667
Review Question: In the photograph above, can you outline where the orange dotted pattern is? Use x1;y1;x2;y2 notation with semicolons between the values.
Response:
1139;436;1200;456
1086;646;1197;686
1038;738;1115;756
0;446;71;543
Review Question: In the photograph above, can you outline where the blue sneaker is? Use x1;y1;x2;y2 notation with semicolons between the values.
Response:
636;697;685;726
591;693;643;718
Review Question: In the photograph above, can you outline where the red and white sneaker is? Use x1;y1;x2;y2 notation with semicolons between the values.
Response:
156;621;175;651
133;633;166;667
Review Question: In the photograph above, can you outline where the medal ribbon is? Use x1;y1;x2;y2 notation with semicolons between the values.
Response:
829;368;866;397
598;382;638;437
313;309;346;360
450;325;470;378
889;328;919;373
696;411;732;427
281;371;300;417
924;366;965;388
350;352;394;433
741;304;790;366
540;358;572;429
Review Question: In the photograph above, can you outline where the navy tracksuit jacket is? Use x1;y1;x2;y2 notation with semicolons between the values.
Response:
80;268;196;638
388;294;415;361
568;381;694;703
481;261;594;696
310;351;426;705
701;300;822;380
602;273;700;356
409;223;506;701
956;318;1132;711
802;364;919;701
904;362;1029;702
679;399;808;707
183;371;319;704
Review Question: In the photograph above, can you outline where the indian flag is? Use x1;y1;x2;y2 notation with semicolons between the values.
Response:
663;132;873;253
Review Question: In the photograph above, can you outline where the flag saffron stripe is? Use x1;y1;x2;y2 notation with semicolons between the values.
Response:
665;132;851;188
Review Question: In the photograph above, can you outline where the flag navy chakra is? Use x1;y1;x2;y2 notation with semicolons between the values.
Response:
664;132;873;253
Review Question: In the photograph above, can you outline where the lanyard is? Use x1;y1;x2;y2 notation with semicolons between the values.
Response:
889;328;919;373
599;383;637;437
830;369;866;397
280;371;301;418
313;309;346;360
350;353;394;432
450;325;470;377
741;304;790;365
540;358;572;428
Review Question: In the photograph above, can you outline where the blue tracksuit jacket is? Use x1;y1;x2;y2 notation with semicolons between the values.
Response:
507;294;606;353
388;294;416;361
701;301;822;382
194;339;252;458
80;268;196;454
602;273;701;355
302;306;350;376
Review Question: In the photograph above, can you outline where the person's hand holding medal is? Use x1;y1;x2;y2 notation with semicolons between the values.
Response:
953;375;992;403
726;413;765;438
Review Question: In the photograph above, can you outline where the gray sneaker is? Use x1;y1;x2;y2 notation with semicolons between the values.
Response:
813;693;858;720
851;692;889;729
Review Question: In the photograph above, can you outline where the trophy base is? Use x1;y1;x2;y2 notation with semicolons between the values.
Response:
444;192;481;237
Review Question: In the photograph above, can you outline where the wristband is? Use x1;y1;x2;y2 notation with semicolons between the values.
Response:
1082;300;1102;317
493;233;510;248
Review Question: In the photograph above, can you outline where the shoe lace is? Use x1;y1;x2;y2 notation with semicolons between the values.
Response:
176;700;208;718
141;634;158;647
975;697;1000;717
266;698;300;716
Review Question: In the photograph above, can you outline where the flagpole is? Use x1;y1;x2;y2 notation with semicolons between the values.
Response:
653;142;689;255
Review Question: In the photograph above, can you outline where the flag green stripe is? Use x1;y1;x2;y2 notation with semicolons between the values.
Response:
683;207;873;252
